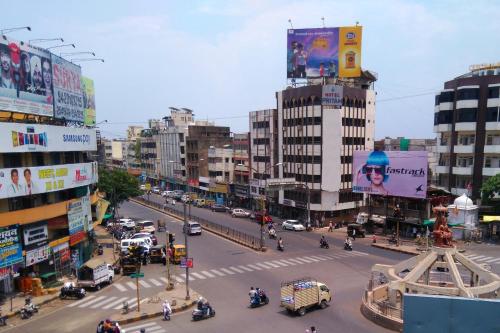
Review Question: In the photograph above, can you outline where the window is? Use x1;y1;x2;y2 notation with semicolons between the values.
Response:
486;107;499;122
339;191;363;203
485;158;492;168
342;137;365;145
341;155;353;164
341;174;352;183
342;118;366;127
438;91;454;103
253;156;270;162
457;88;479;100
253;121;269;129
488;86;500;99
434;110;453;125
459;135;475;145
456;108;477;122
253;138;270;145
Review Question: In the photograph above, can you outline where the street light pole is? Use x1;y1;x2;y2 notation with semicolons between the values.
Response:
183;202;190;300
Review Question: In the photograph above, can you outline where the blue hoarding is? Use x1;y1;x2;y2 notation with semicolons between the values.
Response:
0;224;23;268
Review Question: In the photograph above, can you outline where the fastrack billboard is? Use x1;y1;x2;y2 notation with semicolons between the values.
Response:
0;122;96;153
0;162;98;199
81;76;96;126
51;54;84;122
353;151;428;199
287;26;362;79
0;37;54;116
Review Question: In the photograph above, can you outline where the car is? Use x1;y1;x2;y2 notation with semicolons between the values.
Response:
181;194;191;203
183;221;202;235
117;218;135;230
173;190;184;199
132;232;158;246
231;208;251;218
211;204;227;212
152;187;161;194
282;219;306;231
253;212;273;224
137;220;156;234
140;184;146;191
120;239;151;254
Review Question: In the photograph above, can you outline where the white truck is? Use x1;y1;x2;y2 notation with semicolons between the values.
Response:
77;258;115;290
280;278;332;316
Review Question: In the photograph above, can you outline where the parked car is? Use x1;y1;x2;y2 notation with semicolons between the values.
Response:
232;208;251;218
120;239;151;254
174;190;184;199
253;212;273;224
152;187;161;194
140;184;146;191
211;204;227;212
117;218;135;230
137;220;156;234
282;220;306;231
183;221;202;235
132;232;158;246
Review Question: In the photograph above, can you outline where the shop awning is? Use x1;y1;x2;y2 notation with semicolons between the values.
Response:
482;215;500;223
423;219;435;226
103;213;113;220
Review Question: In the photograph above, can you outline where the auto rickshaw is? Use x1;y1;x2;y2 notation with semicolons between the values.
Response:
150;245;166;264
157;220;166;232
170;244;186;264
347;223;366;238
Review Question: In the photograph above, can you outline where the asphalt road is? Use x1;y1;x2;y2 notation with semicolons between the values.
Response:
5;199;410;333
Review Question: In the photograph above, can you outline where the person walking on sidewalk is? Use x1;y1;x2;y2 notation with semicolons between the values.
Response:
328;221;333;232
352;227;356;240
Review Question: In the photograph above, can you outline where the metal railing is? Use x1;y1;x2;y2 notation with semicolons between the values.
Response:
133;197;263;250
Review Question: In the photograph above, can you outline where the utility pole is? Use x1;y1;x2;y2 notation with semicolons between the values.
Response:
165;230;172;290
136;274;140;312
183;202;190;300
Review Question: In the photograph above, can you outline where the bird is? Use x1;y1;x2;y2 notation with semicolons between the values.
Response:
415;185;423;193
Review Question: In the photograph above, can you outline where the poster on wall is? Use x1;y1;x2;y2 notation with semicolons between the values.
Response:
81;76;96;126
287;26;362;79
51;55;84;122
353;151;428;199
25;244;50;267
0;161;98;199
0;37;54;116
68;194;92;235
0;225;23;268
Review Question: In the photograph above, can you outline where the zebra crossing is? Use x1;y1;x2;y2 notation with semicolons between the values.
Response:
463;252;500;265
122;321;166;333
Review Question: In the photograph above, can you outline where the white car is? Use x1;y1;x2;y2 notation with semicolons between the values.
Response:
231;208;251;218
120;239;151;254
152;187;161;194
282;220;306;231
140;184;146;191
137;220;156;234
117;218;135;229
183;221;202;235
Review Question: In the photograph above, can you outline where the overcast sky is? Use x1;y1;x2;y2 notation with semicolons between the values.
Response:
3;0;499;139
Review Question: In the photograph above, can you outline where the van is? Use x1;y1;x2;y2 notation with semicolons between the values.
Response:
120;239;150;254
183;221;202;235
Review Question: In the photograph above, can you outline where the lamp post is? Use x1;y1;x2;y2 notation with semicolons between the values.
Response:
71;58;105;63
0;26;31;35
61;51;96;57
47;43;76;50
29;37;63;44
295;183;311;228
183;201;190;300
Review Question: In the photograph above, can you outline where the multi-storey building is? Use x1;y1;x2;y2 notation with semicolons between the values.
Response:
276;73;377;223
233;133;251;207
208;145;233;202
434;64;500;199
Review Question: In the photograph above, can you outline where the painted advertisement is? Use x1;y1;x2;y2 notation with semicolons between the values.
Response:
0;162;98;199
0;225;23;268
0;37;54;116
25;244;50;267
322;85;343;108
287;26;362;79
67;195;92;235
0;122;96;153
81;76;96;126
51;55;84;122
353;151;428;199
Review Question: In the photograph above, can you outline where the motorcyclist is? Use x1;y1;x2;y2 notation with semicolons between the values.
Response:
320;236;328;246
268;227;276;238
162;300;171;320
249;287;257;302
344;237;352;249
277;237;284;251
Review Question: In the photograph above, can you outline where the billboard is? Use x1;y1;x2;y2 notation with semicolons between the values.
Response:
322;85;343;108
0;37;54;116
0;161;98;199
0;225;23;268
81;76;96;126
353;151;428;199
51;55;84;122
287;26;362;79
68;195;92;235
0;122;96;153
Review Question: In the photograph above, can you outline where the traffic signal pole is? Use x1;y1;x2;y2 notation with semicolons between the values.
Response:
183;202;190;300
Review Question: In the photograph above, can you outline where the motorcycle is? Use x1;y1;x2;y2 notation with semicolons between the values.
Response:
0;309;7;326
320;241;329;249
162;306;171;321
20;304;37;320
344;242;353;251
60;285;86;299
192;304;215;321
250;292;269;308
277;243;284;252
268;228;277;239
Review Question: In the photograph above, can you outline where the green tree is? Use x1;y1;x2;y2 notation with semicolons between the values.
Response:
97;168;142;217
481;173;500;203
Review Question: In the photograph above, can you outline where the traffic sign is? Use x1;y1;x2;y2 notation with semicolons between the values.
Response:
130;273;144;278
180;258;193;268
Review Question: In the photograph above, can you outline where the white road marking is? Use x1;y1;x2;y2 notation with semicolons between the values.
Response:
113;283;127;292
353;251;369;256
287;258;306;265
102;297;130;309
210;269;226;276
476;256;494;262
183;273;195;281
263;261;281;268
77;296;107;308
139;280;152;288
272;260;288;266
468;255;486;260
90;296;117;309
159;277;169;283
278;259;297;265
123;321;159;331
173;275;184;283
67;295;96;307
309;256;327;261
316;255;334;260
200;270;216;278
143;327;165;333
238;265;254;272
228;266;245;273
126;281;137;290
486;257;500;264
191;272;207;279
220;268;236;275
149;278;162;286
255;262;272;269
246;264;263;270
121;297;141;310
296;257;314;263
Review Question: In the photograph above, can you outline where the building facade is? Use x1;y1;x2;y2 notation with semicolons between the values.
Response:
434;64;500;199
233;133;251;207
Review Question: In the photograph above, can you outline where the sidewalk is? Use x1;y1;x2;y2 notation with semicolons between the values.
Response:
110;287;200;325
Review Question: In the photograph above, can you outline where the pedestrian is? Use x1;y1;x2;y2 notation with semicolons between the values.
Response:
96;321;104;333
352;227;356;240
412;226;417;238
328;221;333;232
310;326;317;333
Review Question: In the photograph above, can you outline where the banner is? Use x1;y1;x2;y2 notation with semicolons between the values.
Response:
25;244;50;267
322;85;343;108
68;195;92;235
0;225;23;268
23;223;48;247
0;162;98;199
353;151;428;199
0;122;96;153
287;26;362;79
0;37;54;116
81;76;96;126
51;55;84;122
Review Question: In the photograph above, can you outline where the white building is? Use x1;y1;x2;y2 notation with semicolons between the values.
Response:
208;145;234;184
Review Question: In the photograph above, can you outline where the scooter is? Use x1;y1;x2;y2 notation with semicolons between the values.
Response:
344;242;353;251
163;308;171;321
0;308;7;326
277;243;284;252
320;240;330;249
20;304;37;320
268;229;277;239
192;305;215;321
250;293;269;308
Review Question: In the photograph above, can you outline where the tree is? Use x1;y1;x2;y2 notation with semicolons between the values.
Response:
481;174;500;203
97;168;142;217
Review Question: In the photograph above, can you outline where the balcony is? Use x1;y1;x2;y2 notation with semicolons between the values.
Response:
452;166;473;175
484;145;500;153
435;165;449;174
451;188;468;196
483;167;500;176
486;122;500;131
437;145;450;153
453;145;474;154
434;124;452;133
455;123;476;131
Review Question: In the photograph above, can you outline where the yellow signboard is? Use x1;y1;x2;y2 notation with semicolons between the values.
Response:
339;26;362;78
145;183;151;191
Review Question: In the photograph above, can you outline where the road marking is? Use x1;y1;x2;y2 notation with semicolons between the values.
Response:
287;258;306;265
476;256;494;262
464;253;477;257
220;268;236;275
210;269;226;276
102;297;130;309
149;278;162;286
113;283;127;292
353;251;369;256
139;280;152;288
67;295;96;307
126;281;137;290
191;272;207;279
77;296;107;308
272;260;288;266
262;261;281;268
255;262;272;269
484;257;500;264
238;265;254;272
309;256;327;261
316;255;334;260
296;257;314;263
246;264;263;270
200;270;216;278
173;275;184;283
118;297;139;310
228;266;245;273
182;273;195;281
468;255;486;260
123;321;159;331
278;259;297;265
159;277;169;283
90;296;117;309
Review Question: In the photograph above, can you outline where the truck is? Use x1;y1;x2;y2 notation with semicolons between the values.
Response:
280;278;332;316
77;258;115;290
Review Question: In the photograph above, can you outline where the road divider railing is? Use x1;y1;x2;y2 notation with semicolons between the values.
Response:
132;197;264;251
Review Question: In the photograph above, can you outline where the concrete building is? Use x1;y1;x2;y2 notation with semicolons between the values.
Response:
434;63;500;199
276;72;377;223
233;133;251;207
111;139;125;169
208;145;234;202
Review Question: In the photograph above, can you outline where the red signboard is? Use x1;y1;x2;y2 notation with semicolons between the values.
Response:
60;248;70;262
188;179;199;187
69;231;86;246
180;258;193;268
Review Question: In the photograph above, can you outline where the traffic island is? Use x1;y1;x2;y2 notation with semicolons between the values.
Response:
110;288;201;325
371;243;422;255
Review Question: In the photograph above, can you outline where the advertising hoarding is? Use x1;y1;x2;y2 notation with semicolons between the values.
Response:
353;151;428;199
287;26;362;79
25;244;50;267
68;195;92;235
0;225;23;268
0;161;98;199
51;55;84;122
322;85;343;108
23;223;48;247
0;122;96;153
81;76;96;126
0;37;54;116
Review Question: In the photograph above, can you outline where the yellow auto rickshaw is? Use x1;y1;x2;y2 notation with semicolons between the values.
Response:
170;244;186;264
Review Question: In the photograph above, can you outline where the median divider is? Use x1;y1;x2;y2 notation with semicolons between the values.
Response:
130;197;265;252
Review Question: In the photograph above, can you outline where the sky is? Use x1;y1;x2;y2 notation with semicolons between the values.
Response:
2;0;499;139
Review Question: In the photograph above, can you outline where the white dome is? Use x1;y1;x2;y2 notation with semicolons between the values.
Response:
453;193;473;207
